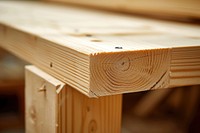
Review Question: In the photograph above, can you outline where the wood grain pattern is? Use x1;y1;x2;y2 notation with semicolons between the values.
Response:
58;84;122;133
25;65;122;133
0;1;200;96
25;66;65;133
44;0;200;20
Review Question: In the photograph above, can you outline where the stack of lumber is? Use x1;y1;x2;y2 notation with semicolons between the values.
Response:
44;0;200;21
0;1;200;97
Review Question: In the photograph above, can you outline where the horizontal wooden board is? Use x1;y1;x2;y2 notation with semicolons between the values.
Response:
0;1;200;97
44;0;200;20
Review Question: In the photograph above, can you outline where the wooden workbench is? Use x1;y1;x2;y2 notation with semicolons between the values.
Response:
0;1;199;132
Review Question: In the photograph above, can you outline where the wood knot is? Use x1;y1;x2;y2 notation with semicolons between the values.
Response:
117;57;130;71
85;34;92;37
50;62;53;68
29;106;36;124
88;120;97;133
87;106;90;112
115;46;123;49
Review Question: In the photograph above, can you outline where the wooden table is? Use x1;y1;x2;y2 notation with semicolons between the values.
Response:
0;1;199;132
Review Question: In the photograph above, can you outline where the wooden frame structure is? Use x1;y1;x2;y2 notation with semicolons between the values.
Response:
0;1;199;132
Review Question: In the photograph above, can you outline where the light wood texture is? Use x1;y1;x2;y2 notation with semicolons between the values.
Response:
25;65;122;133
45;0;200;20
58;82;122;133
25;65;65;133
0;1;200;97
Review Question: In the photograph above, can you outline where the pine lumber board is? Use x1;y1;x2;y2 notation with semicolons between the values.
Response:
25;66;65;133
44;0;200;20
0;1;200;97
58;80;122;133
25;65;122;133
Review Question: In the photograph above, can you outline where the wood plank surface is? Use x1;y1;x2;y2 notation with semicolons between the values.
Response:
25;65;122;133
0;1;200;97
44;0;200;20
58;82;122;133
25;65;65;133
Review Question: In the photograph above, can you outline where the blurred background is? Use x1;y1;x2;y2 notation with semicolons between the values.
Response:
0;48;27;133
0;0;199;133
122;85;200;133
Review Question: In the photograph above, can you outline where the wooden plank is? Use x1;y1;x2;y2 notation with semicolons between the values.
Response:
0;1;200;97
58;84;122;133
25;65;122;133
44;0;200;20
25;65;65;133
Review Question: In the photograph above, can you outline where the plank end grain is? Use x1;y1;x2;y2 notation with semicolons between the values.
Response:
90;48;171;96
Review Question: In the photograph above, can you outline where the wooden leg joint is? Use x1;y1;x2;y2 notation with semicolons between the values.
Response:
25;65;122;133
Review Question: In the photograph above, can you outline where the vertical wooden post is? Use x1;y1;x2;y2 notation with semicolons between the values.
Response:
25;65;65;133
25;65;122;133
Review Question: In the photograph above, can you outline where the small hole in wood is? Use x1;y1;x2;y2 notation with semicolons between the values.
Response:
87;106;90;112
50;62;53;68
121;62;125;65
115;47;123;49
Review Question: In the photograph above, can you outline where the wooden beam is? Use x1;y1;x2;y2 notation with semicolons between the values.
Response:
58;83;122;133
0;1;200;96
25;65;122;133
